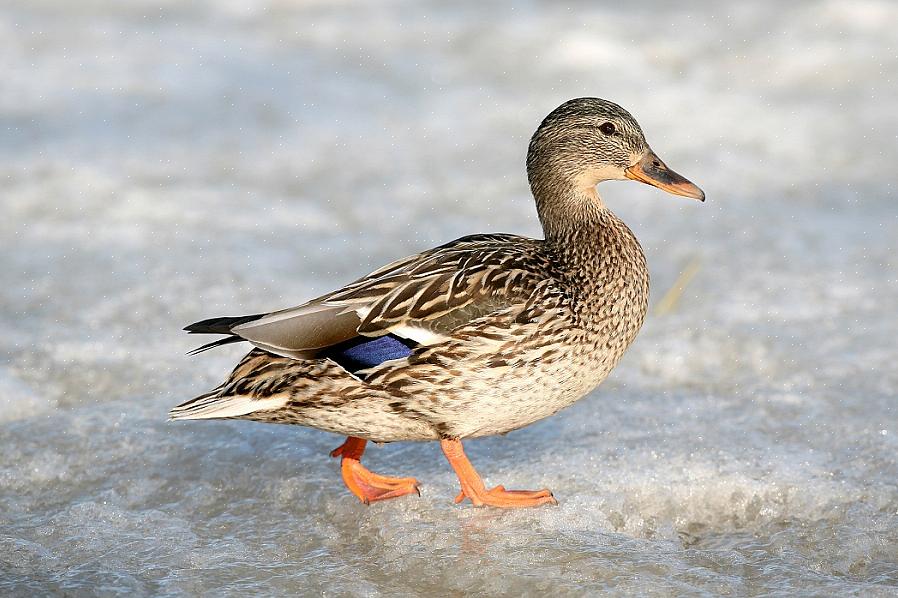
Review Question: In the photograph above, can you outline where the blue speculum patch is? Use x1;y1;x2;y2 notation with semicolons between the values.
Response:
323;334;416;374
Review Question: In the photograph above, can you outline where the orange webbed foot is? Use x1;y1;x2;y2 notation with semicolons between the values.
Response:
342;459;420;504
441;439;558;509
453;484;556;507
330;437;420;504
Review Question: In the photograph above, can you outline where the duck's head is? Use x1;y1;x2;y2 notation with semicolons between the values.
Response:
527;97;704;202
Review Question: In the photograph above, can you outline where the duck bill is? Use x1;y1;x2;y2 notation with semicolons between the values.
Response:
625;150;705;201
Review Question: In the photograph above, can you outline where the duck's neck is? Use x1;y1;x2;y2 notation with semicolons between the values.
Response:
528;155;609;244
533;183;607;245
532;180;648;303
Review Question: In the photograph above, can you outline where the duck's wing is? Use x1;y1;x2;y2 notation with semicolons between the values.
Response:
186;234;553;359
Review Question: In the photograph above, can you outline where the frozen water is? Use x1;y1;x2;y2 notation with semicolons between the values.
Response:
3;0;898;594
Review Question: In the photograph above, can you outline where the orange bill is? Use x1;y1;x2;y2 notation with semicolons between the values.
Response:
625;150;705;201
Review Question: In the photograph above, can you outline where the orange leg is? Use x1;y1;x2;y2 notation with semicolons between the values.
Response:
440;438;557;508
330;436;420;504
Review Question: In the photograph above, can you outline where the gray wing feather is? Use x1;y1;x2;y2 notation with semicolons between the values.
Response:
231;304;362;358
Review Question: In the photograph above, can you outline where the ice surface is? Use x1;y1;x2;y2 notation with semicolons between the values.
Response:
2;0;898;595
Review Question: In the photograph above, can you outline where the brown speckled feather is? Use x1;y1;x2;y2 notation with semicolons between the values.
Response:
323;234;559;338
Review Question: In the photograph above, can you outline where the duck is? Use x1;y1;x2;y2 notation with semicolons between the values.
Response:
170;97;704;508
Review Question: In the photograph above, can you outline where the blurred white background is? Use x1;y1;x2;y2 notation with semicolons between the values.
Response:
2;0;897;594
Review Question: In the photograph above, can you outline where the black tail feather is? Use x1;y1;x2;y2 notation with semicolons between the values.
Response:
184;313;266;355
184;313;266;335
187;335;247;355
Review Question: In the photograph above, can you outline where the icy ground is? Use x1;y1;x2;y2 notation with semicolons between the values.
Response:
2;0;898;595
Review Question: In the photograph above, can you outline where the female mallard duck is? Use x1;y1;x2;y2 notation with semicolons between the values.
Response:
171;98;704;508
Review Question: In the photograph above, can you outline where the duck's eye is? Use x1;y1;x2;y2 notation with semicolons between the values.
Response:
599;122;616;135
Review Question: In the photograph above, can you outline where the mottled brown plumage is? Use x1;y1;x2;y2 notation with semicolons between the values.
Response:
171;97;704;507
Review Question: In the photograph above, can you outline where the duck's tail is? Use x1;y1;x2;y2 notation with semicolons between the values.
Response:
168;386;288;421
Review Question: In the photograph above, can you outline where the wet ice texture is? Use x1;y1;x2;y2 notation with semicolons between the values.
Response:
2;0;898;595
